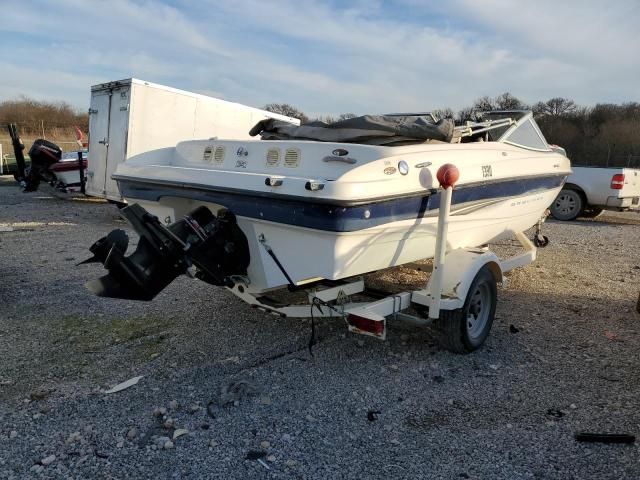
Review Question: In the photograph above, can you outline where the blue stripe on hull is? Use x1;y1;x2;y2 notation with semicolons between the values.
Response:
118;175;565;232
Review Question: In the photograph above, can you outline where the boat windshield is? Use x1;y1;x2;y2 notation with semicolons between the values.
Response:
481;111;528;141
501;116;550;151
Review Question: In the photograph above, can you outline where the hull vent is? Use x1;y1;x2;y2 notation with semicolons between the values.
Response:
213;146;225;164
266;148;280;167
203;146;213;162
284;148;300;168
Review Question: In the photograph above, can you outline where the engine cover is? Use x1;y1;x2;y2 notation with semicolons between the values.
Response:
24;139;62;191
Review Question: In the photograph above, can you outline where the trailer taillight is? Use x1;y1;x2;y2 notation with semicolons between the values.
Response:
611;174;625;190
346;314;386;339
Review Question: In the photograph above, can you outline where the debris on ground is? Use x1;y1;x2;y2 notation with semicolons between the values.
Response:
604;331;622;342
173;428;189;440
575;432;636;444
104;375;143;394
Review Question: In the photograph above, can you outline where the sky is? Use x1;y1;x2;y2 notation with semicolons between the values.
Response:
0;0;638;117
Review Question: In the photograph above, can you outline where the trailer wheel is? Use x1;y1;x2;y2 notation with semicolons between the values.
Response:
433;265;497;353
550;189;583;221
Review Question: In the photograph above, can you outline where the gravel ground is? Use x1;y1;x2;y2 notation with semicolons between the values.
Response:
1;176;639;479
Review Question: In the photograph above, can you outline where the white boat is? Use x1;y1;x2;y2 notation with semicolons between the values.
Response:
83;111;571;352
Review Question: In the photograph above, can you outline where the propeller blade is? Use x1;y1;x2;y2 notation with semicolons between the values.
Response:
78;229;129;266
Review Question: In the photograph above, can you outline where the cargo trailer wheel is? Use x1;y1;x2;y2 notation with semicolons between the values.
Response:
433;265;497;353
550;189;583;221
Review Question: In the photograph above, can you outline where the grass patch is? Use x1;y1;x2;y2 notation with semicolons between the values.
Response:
56;314;171;359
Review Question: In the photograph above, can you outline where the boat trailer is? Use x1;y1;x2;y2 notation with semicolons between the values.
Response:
226;164;545;352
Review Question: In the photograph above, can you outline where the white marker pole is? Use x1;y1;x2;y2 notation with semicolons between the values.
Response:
429;185;453;319
428;163;459;320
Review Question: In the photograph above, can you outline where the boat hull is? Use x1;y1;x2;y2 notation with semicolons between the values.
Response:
125;178;563;293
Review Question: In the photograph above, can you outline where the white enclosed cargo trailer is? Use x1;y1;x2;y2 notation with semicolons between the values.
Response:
86;78;299;202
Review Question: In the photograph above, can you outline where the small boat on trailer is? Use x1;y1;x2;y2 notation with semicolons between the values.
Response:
6;124;87;193
45;150;88;193
83;111;571;352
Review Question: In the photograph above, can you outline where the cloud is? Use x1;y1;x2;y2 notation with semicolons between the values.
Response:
0;0;637;117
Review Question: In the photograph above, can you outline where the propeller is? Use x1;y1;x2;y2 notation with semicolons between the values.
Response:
77;229;129;265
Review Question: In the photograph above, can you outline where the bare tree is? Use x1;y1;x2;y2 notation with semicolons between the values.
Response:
535;97;577;117
473;96;496;112
262;103;309;123
432;108;455;120
457;107;479;123
313;115;337;124
494;92;526;110
338;113;357;121
0;96;88;134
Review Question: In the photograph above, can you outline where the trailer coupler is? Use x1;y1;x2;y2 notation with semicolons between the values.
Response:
82;204;250;300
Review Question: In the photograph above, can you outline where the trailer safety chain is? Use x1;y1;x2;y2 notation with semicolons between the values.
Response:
258;234;349;356
308;296;346;356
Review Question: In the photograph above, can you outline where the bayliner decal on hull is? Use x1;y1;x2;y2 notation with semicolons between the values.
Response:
117;174;565;233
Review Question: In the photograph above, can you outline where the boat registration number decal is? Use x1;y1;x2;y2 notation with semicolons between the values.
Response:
235;160;247;168
384;166;397;175
482;165;493;178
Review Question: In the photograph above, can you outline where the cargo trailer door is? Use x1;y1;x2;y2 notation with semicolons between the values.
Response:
103;86;131;202
86;91;111;197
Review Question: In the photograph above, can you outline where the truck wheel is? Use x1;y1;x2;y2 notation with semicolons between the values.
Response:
580;207;604;218
550;189;583;221
433;265;497;353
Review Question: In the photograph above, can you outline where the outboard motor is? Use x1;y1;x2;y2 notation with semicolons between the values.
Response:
82;204;250;300
25;139;62;191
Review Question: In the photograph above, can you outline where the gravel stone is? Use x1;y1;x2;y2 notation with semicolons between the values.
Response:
40;455;56;466
163;418;175;428
153;407;167;417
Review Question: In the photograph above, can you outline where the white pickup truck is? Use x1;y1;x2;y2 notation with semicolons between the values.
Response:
550;166;640;220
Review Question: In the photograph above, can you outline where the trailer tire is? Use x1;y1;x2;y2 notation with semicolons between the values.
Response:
550;189;583;221
433;265;497;354
580;207;604;218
